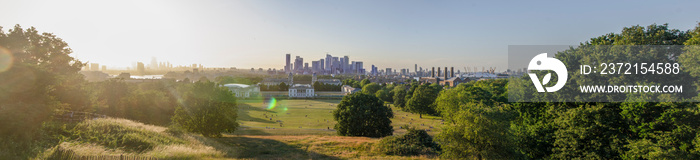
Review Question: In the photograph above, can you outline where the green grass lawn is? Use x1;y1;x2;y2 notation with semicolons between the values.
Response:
235;99;444;136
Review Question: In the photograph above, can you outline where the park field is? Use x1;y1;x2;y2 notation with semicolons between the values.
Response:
43;99;442;159
235;99;444;136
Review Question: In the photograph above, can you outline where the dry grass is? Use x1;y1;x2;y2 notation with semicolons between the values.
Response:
226;135;438;160
40;118;226;159
42;103;442;159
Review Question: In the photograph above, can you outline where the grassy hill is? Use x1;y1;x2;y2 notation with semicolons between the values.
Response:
39;99;441;159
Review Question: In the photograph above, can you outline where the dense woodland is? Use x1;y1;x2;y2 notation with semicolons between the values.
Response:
371;23;700;159
3;22;700;159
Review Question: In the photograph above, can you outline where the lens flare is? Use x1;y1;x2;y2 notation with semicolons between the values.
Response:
266;97;277;110
0;47;13;73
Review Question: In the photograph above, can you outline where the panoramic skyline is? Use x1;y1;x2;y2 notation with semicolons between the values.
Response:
1;0;699;71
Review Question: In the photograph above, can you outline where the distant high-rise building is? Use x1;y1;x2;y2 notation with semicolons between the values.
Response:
343;55;349;73
331;57;339;73
325;54;332;72
354;61;363;74
311;61;320;73
371;65;378;75
285;54;291;73
101;65;106;71
386;68;392;75
150;57;158;69
90;63;99;71
339;57;345;73
319;59;325;72
414;64;417;74
137;62;145;74
294;56;303;73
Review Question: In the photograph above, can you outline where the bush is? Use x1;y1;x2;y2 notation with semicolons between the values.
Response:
374;126;440;156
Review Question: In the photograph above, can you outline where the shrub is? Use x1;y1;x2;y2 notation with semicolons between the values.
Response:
374;126;440;156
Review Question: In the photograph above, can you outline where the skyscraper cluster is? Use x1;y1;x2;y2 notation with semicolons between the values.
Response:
284;53;364;75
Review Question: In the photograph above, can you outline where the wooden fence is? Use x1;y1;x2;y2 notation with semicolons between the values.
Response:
53;111;108;123
48;146;158;160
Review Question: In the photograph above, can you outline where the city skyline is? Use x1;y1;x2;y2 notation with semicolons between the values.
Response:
2;0;700;70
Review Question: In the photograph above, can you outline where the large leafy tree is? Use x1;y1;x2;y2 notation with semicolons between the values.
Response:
172;81;239;137
405;83;440;118
333;93;393;138
0;25;85;141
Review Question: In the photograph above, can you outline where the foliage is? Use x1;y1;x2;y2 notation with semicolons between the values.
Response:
375;89;392;103
507;23;700;159
405;83;440;117
0;25;86;158
360;79;371;87
214;76;261;85
91;80;178;126
392;85;407;109
550;104;628;159
361;82;381;95
172;81;239;137
260;82;289;91
333;93;393;138
434;80;522;159
374;126;440;156
342;79;361;88
312;81;342;91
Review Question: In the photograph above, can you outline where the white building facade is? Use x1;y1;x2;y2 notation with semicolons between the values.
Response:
289;84;314;98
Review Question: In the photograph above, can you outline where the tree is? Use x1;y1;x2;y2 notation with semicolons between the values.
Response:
360;79;371;87
550;104;627;159
172;81;239;137
435;102;521;159
279;82;289;91
392;85;407;109
405;84;439;118
96;79;131;117
0;25;85;141
362;82;381;95
506;23;700;159
375;89;392;103
333;93;393;138
404;82;419;103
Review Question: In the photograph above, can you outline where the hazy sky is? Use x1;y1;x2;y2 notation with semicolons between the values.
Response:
1;0;699;71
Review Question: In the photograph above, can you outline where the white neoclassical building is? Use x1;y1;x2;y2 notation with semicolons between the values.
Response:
223;83;260;98
288;84;314;98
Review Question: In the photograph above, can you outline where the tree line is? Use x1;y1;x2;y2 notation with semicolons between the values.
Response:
334;23;700;159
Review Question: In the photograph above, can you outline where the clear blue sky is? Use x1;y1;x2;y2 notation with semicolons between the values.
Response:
1;0;699;71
